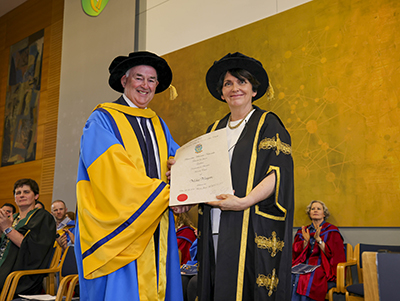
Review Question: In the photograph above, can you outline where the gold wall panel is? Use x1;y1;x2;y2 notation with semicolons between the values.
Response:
151;0;400;227
0;0;63;210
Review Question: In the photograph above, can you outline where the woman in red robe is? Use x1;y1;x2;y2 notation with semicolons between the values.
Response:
176;212;197;265
291;200;346;301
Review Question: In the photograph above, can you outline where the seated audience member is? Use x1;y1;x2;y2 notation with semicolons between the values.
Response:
0;178;56;296
66;211;75;221
182;239;198;301
176;212;197;301
51;200;75;250
34;200;46;210
176;212;197;265
1;203;16;217
291;200;346;301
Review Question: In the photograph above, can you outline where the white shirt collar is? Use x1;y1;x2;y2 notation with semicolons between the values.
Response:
123;94;148;109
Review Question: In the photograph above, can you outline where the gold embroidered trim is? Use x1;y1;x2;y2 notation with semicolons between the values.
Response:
198;206;203;215
256;269;279;297
259;133;291;156
255;231;284;257
210;120;220;132
236;112;268;300
255;166;287;221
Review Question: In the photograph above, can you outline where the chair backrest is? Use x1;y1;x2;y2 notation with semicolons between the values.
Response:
343;243;355;287
345;243;353;261
48;245;63;269
60;246;78;277
354;243;400;283
377;252;400;301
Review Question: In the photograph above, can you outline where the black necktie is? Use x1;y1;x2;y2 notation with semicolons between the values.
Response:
140;117;158;178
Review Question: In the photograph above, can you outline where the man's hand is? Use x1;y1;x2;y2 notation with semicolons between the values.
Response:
166;157;176;181
56;233;68;250
171;205;193;214
65;229;75;245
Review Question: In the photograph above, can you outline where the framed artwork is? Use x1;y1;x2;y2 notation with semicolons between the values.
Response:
2;29;44;166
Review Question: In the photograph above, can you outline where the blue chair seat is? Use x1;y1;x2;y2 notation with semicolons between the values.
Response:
346;283;363;296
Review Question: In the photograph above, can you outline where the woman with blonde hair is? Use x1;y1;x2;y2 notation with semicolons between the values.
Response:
291;200;345;301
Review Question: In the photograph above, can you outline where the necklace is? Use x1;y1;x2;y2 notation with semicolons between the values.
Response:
228;109;253;129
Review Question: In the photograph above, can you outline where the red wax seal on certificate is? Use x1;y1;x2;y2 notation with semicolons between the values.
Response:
177;194;188;202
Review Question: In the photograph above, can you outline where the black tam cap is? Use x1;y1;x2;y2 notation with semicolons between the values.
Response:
108;51;172;94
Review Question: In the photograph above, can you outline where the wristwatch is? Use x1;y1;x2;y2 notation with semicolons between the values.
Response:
318;239;323;245
3;227;12;235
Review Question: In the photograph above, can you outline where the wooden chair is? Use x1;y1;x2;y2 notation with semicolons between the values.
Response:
54;274;79;301
343;243;400;301
327;243;354;301
361;252;379;301
0;245;68;301
52;246;79;301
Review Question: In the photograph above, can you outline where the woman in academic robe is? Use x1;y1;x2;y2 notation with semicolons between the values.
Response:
0;178;56;296
291;200;346;301
176;212;197;265
196;52;294;301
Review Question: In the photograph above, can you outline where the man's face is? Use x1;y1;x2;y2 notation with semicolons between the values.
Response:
120;65;159;108
1;206;14;218
51;201;67;222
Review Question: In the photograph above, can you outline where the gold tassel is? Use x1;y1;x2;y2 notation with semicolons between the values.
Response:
266;82;274;101
169;85;178;100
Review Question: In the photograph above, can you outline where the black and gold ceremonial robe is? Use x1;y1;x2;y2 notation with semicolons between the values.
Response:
197;106;294;301
0;208;56;296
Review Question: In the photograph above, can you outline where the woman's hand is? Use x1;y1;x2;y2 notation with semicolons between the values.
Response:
313;225;326;252
0;208;12;232
302;226;310;249
314;224;322;242
206;172;276;211
301;226;310;241
207;194;249;211
0;209;23;247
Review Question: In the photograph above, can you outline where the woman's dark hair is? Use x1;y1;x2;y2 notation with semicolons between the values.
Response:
216;68;260;97
13;178;39;196
1;203;16;214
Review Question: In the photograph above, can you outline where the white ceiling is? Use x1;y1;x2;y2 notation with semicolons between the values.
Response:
0;0;27;18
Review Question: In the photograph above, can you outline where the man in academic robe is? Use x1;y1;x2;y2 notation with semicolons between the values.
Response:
75;51;182;301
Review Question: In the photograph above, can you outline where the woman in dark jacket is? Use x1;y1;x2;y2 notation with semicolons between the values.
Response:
0;178;56;296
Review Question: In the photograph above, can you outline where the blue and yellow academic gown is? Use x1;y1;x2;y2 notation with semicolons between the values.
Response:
75;99;182;301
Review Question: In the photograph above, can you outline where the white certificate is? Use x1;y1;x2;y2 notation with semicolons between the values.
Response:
169;129;233;206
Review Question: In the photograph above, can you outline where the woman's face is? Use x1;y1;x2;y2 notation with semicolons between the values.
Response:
309;202;325;221
221;72;257;108
14;184;39;210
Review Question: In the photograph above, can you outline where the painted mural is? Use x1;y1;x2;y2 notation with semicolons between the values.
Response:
2;30;44;166
151;0;400;226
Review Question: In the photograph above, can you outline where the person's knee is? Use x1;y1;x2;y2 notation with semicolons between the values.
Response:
187;275;197;301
